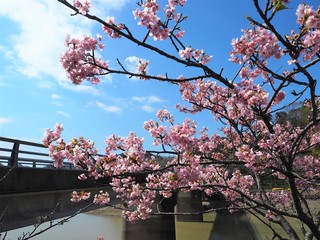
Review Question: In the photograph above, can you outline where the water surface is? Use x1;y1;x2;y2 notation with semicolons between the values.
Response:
3;213;123;240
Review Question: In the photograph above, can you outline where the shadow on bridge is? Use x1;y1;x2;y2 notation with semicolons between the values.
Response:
0;137;177;239
0;137;113;232
0;187;115;232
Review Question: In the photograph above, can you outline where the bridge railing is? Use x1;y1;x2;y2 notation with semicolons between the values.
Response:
0;136;74;169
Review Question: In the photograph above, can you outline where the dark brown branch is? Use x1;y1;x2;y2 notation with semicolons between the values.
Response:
57;0;234;89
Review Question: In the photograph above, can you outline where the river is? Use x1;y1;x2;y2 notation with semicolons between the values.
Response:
3;213;123;240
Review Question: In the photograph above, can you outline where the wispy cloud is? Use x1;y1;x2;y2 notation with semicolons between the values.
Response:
57;111;71;118
51;94;61;100
125;56;139;73
132;95;163;104
141;105;154;113
0;117;12;127
37;81;55;89
132;95;164;113
147;95;163;103
0;1;88;78
96;101;122;113
0;0;131;95
50;93;63;106
0;80;7;87
132;96;145;102
90;95;163;114
61;81;101;96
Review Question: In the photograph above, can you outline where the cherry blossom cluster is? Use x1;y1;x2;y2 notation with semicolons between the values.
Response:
229;26;285;83
156;108;174;124
93;190;110;205
73;0;91;15
102;17;124;39
143;111;257;199
136;59;150;78
43;99;318;222
176;78;285;125
43;123;65;168
133;1;168;41
52;1;320;236
43;123;98;169
230;27;283;64
43;125;163;221
108;174;157;222
133;0;186;40
70;190;91;202
296;3;320;29
297;3;320;62
61;35;108;85
266;190;291;211
43;123;63;147
295;156;320;182
179;47;212;64
284;3;320;63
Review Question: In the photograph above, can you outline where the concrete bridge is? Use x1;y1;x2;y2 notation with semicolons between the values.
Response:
0;137;258;240
0;137;179;239
0;136;101;193
0;137;111;232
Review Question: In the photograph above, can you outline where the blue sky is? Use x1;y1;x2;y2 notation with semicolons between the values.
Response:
0;0;318;152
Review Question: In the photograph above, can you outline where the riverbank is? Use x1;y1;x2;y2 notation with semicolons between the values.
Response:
86;205;122;216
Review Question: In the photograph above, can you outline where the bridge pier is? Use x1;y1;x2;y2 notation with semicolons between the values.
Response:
124;193;177;240
9;141;19;167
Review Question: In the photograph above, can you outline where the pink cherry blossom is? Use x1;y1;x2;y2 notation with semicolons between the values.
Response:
230;27;283;64
48;1;320;237
136;59;149;78
73;0;91;15
296;3;320;28
179;47;212;64
179;47;192;60
60;35;108;85
102;17;124;39
71;191;91;202
175;30;185;38
93;191;110;205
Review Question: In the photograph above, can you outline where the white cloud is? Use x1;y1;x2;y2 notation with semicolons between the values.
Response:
141;105;154;113
147;95;163;103
51;94;63;106
0;45;13;61
132;96;145;102
60;81;101;96
0;117;12;127
0;0;131;95
0;81;7;87
51;94;61;100
37;81;55;89
125;56;139;73
132;95;163;113
57;111;71;118
96;101;122;113
124;56;149;80
0;1;88;78
132;95;163;104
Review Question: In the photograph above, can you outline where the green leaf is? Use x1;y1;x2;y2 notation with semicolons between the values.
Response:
272;0;288;13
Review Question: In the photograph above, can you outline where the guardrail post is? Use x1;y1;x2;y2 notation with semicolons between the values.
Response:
9;141;20;167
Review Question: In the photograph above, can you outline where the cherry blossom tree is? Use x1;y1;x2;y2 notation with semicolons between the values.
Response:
44;0;320;239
